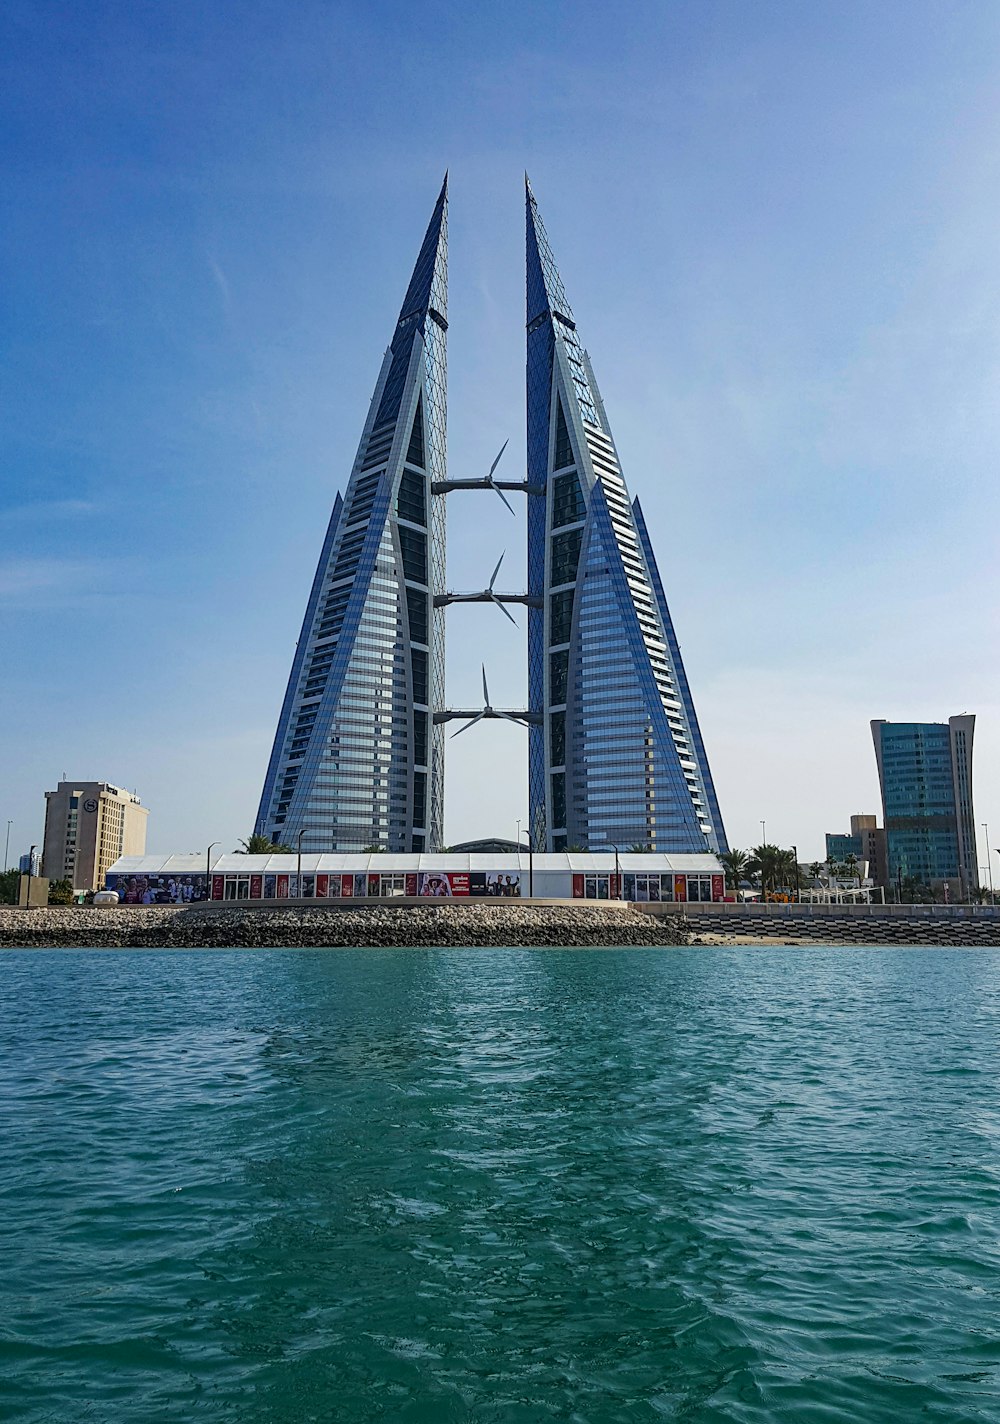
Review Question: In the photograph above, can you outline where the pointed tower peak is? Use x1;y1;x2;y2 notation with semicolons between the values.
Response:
395;177;448;333
525;177;573;327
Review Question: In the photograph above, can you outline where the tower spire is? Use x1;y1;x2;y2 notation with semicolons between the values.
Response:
525;178;727;854
256;180;449;853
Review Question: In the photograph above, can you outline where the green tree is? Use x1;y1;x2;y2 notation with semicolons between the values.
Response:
362;844;385;853
0;868;19;905
746;843;791;899
47;878;74;906
719;849;748;895
237;834;294;854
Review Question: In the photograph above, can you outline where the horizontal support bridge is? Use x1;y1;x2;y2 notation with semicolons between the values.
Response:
434;591;542;608
431;479;545;496
434;709;543;726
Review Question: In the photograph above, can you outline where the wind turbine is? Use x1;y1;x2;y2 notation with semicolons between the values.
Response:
450;666;530;738
485;439;515;515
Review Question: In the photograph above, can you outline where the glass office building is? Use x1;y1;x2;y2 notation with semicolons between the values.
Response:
256;178;448;852
871;716;978;895
525;179;727;853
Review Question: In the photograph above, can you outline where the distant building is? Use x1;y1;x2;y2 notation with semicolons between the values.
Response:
825;815;887;888
871;717;977;898
448;837;529;854
42;781;148;892
825;832;862;863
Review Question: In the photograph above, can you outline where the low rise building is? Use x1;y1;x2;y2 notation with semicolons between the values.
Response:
42;781;148;893
105;851;724;905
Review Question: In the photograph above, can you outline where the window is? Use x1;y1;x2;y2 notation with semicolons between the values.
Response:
550;710;565;766
406;396;425;467
554;397;574;469
406;586;428;645
552;471;585;528
550;649;569;705
550;590;575;645
411;649;428;704
413;711;429;766
551;772;566;828
399;526;427;584
413;772;427;827
397;468;426;526
551;527;582;587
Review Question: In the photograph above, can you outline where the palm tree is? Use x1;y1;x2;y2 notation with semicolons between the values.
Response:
746;843;789;900
237;834;293;854
719;849;748;896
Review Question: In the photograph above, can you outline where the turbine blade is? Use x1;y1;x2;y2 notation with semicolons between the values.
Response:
481;664;489;706
491;481;516;516
487;439;509;480
497;711;527;725
450;713;485;739
491;594;518;626
488;551;505;591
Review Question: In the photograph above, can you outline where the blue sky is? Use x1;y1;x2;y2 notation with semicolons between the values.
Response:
3;0;999;870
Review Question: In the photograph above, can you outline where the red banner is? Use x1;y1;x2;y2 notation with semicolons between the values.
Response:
711;874;724;902
609;874;621;899
250;874;262;901
276;874;288;899
405;873;418;896
573;874;584;898
674;875;687;902
212;875;224;901
315;874;329;898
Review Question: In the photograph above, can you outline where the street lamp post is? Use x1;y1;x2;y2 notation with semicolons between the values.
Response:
297;828;306;899
760;820;766;846
983;824;995;905
610;843;621;898
792;843;799;902
206;842;219;900
25;843;36;909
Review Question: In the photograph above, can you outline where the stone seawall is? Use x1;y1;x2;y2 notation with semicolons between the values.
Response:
0;903;692;950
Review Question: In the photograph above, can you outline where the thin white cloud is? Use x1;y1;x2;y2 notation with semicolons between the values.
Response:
0;557;101;604
3;499;96;520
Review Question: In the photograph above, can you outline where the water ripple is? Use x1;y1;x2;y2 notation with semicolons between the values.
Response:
1;947;999;1421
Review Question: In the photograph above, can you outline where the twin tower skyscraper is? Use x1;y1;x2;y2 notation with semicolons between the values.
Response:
255;177;728;856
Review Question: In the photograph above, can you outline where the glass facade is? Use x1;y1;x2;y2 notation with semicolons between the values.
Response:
872;717;978;894
256;179;449;852
524;178;727;854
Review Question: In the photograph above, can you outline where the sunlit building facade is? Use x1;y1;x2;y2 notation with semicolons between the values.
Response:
872;716;978;896
256;179;448;852
524;180;727;853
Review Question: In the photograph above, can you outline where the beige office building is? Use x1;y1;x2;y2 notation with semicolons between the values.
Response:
42;781;149;892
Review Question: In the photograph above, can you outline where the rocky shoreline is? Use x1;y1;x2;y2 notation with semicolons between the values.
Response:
0;903;693;949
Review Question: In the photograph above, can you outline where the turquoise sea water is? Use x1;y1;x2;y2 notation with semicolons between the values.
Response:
2;947;999;1423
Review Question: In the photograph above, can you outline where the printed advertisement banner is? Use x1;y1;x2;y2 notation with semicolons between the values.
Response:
674;875;687;902
107;873;209;905
418;871;521;897
711;874;725;902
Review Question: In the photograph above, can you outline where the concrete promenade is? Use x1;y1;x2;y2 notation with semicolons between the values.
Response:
638;901;1000;946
